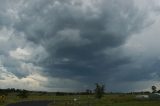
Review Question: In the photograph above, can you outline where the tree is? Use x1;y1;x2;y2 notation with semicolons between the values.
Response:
157;90;160;93
17;90;29;99
86;89;92;95
152;86;157;93
94;83;105;99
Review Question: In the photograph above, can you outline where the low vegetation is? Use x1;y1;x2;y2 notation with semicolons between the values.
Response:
1;85;160;106
0;91;160;106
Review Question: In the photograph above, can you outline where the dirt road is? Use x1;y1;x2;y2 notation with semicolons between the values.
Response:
7;101;51;106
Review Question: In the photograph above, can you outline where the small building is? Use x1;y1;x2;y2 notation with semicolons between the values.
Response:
135;95;149;99
136;93;160;100
149;93;160;99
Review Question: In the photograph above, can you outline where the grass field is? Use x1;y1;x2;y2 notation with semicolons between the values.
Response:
1;93;160;106
49;94;160;106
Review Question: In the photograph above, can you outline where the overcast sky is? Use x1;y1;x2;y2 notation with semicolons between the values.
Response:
1;0;160;92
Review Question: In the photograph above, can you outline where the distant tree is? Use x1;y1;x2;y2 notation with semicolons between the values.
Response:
86;89;92;95
152;86;157;93
157;90;160;93
17;90;29;99
94;83;105;99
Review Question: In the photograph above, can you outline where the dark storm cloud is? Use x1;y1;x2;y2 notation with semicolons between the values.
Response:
13;0;148;84
0;0;155;91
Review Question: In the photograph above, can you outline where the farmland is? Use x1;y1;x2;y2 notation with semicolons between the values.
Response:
1;92;160;106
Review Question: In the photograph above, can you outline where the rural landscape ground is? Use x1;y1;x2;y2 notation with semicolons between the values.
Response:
1;91;160;106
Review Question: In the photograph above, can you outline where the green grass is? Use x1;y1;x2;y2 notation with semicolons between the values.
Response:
49;94;160;106
1;93;160;106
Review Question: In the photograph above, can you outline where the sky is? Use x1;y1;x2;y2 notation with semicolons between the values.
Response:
1;0;160;92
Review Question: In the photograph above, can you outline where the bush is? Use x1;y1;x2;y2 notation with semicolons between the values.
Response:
17;90;29;99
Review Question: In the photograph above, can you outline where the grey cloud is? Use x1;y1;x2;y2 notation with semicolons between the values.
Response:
0;0;154;92
13;0;147;84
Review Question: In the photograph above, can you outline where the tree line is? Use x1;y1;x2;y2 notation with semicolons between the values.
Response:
0;83;105;99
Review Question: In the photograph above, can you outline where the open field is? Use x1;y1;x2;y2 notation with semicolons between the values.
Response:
49;94;160;106
1;92;160;106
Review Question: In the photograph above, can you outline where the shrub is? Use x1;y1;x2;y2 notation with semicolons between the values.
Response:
17;90;29;99
94;83;105;99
